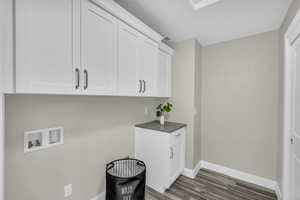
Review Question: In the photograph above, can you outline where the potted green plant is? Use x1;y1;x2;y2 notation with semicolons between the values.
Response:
156;102;173;125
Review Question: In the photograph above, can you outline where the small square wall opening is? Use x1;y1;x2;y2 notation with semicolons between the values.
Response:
24;130;44;152
49;128;63;145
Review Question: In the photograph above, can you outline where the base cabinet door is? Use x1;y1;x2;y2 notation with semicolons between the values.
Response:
15;0;76;94
135;127;186;193
81;1;118;95
135;128;169;193
168;130;184;187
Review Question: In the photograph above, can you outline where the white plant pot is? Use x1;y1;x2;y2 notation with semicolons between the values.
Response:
160;115;165;125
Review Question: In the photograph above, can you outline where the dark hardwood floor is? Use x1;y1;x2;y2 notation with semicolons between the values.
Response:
146;169;277;200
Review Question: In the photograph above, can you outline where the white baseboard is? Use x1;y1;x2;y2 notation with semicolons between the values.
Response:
200;161;277;190
182;168;195;178
90;192;105;200
182;160;279;193
274;184;282;200
182;161;202;179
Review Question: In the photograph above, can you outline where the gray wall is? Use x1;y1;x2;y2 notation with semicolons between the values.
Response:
202;30;279;180
169;39;202;169
5;95;161;200
170;39;196;169
278;0;300;196
1;0;6;198
194;41;202;167
0;93;3;200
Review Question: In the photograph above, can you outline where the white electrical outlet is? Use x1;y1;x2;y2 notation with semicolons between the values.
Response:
64;184;72;198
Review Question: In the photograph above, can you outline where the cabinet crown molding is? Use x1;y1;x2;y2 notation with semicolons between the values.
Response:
90;0;164;43
159;43;175;55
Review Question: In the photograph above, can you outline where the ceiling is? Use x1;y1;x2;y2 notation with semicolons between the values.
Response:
113;0;292;46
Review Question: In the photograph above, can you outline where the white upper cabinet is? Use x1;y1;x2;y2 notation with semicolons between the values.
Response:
118;22;164;97
158;50;172;97
117;22;140;96
138;36;159;97
15;0;76;94
10;0;172;97
81;1;118;95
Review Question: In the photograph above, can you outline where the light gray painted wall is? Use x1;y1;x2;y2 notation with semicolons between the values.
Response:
5;95;161;200
0;0;6;198
0;89;3;200
0;95;3;200
202;30;279;180
169;39;202;169
278;0;300;194
194;41;202;167
170;39;196;169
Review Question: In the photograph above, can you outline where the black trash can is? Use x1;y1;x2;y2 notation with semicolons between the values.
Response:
106;158;146;200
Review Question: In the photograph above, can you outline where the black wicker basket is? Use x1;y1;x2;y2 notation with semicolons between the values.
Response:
106;158;146;200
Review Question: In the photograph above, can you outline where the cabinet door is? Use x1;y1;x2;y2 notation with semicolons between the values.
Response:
158;50;172;97
170;133;181;179
81;1;117;95
138;36;159;97
168;129;185;187
135;128;170;193
15;0;77;94
117;22;140;96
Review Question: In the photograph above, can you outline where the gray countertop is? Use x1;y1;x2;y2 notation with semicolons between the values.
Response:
135;120;187;133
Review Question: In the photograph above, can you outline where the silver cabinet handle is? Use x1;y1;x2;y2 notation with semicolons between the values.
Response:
84;69;88;90
170;147;174;159
143;80;146;93
75;68;80;89
175;133;181;137
138;80;142;93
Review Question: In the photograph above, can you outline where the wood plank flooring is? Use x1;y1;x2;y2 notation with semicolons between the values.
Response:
145;169;277;200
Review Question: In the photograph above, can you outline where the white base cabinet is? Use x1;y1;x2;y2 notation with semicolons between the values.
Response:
135;127;186;193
